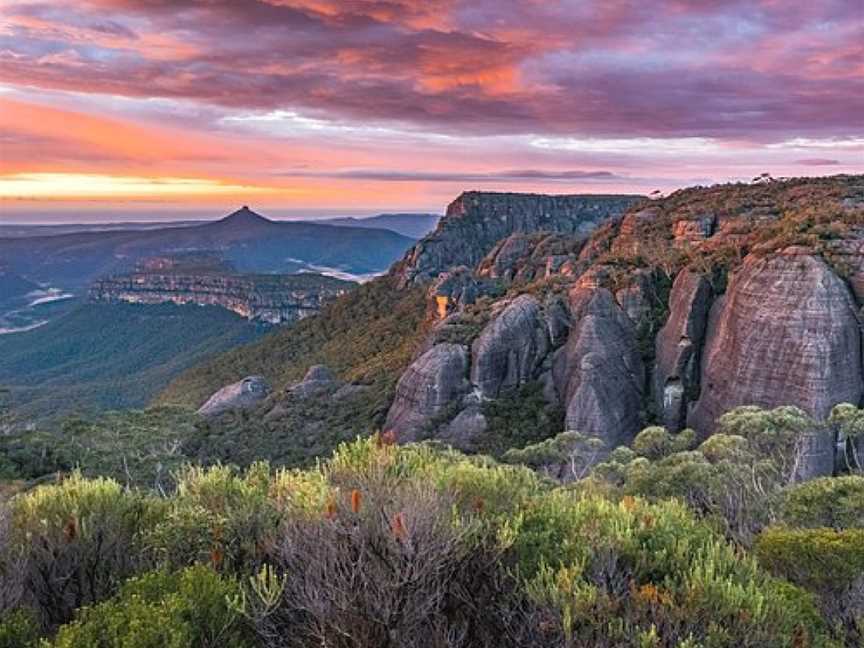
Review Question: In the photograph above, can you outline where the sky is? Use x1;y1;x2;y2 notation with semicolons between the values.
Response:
0;0;862;222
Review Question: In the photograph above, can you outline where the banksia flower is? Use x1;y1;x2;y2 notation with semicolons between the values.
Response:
380;430;397;446
391;512;407;541
472;496;485;513
350;489;362;514
210;546;224;568
63;516;78;542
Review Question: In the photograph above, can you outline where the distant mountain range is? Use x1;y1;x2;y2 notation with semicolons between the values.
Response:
316;213;440;238
0;211;439;240
0;207;417;295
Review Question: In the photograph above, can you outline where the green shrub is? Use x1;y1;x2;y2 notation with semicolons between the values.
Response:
50;566;252;648
145;462;279;573
0;608;40;648
9;472;157;627
755;527;864;644
515;492;832;646
631;426;695;460
782;476;864;529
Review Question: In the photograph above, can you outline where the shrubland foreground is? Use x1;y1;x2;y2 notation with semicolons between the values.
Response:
2;426;864;647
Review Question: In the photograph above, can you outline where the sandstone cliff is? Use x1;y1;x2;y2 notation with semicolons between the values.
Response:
90;257;353;324
382;175;864;475
394;191;642;286
688;247;863;435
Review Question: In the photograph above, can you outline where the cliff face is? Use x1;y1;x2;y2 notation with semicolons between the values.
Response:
394;191;642;286
688;247;863;435
382;175;864;476
90;268;353;324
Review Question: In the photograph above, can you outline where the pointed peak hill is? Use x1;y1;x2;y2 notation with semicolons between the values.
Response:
213;206;274;230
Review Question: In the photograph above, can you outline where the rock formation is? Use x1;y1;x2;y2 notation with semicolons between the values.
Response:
654;270;713;431
471;295;550;398
553;287;645;453
287;365;340;398
198;375;271;417
90;260;352;324
689;248;863;436
384;343;470;442
395;191;642;286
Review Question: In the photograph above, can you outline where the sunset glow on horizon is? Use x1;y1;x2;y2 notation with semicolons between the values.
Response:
0;0;862;219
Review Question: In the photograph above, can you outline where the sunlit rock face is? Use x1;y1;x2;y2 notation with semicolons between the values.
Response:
90;271;351;323
198;375;271;417
689;248;864;436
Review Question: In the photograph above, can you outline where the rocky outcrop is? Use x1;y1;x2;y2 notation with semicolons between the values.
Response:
198;375;271;417
672;214;717;247
436;406;488;452
395;192;642;286
426;267;497;320
689;248;864;436
476;233;532;280
553;287;645;453
90;269;352;324
471;295;550;399
615;269;654;326
654;270;713;431
287;365;339;398
384;343;470;442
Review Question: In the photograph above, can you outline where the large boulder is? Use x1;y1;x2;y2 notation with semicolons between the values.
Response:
384;343;470;442
471;295;550;398
287;365;340;398
553;287;645;454
197;375;271;417
654;270;713;431
689;248;864;437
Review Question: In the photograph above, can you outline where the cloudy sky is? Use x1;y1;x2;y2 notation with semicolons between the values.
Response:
0;0;862;220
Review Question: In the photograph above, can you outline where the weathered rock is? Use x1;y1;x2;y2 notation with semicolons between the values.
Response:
471;295;550;398
384;343;470;442
615;269;654;326
673;214;717;247
544;293;571;347
654;270;713;431
611;208;660;258
90;260;352;324
426;267;496;320
198;375;271;417
689;248;864;437
288;365;340;398
553;287;645;454
436;406;488;452
395;192;642;286
825;232;864;305
477;233;531;280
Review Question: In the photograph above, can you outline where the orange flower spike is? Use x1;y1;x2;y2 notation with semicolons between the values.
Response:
472;496;485;513
391;511;407;541
210;547;224;569
351;489;362;514
380;430;397;446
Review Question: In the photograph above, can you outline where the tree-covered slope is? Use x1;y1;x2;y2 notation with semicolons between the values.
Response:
0;303;265;419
